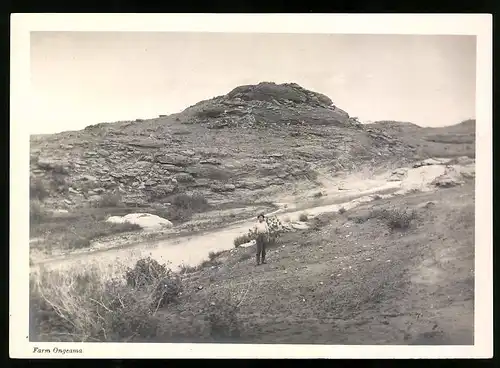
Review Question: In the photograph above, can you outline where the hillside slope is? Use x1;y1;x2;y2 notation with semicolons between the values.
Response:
31;82;424;211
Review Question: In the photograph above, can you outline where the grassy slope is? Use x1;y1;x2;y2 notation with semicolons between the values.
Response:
172;181;474;344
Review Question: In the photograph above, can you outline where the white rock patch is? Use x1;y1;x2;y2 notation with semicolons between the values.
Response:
106;213;173;231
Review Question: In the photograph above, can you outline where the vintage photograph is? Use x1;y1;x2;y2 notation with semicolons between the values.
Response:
10;14;492;358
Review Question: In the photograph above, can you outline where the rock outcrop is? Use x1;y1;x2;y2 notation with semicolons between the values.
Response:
32;82;468;210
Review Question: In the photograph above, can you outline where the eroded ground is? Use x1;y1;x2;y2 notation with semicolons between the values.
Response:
167;183;474;344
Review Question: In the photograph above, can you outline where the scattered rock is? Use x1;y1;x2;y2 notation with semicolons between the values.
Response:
432;175;464;188
156;154;192;166
388;168;408;181
455;156;475;165
413;158;451;168
173;173;195;183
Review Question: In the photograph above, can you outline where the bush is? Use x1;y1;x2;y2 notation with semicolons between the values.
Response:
170;193;209;212
299;213;309;222
233;233;253;248
125;257;182;308
30;178;49;201
203;296;242;340
160;193;211;223
95;193;123;208
208;250;223;261
30;200;47;224
233;215;285;248
372;208;417;230
30;257;183;342
338;207;346;214
178;263;199;275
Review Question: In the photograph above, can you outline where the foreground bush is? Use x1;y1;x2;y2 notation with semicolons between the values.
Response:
30;257;182;342
30;257;246;343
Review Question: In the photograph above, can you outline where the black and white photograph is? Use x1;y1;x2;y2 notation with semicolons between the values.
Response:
10;14;492;359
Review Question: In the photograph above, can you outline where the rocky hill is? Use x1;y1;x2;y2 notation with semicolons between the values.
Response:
29;82;472;211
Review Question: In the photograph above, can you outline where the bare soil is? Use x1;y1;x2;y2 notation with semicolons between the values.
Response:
166;182;474;345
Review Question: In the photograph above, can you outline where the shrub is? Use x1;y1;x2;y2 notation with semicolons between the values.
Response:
30;258;185;342
178;263;199;275
372;208;417;231
95;193;123;208
160;193;211;223
30;178;49;201
338;207;346;214
169;193;209;212
125;257;182;307
233;215;285;248
299;213;309;222
30;200;47;224
203;296;242;340
208;250;223;261
233;233;253;248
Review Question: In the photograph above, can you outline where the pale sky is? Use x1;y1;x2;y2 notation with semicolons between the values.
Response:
30;32;476;134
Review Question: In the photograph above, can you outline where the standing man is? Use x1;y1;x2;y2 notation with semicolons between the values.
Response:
253;213;269;266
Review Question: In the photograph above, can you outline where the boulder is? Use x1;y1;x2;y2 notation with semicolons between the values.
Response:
106;213;173;230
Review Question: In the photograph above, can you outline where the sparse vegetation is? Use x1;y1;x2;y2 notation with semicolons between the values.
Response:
155;193;211;223
30;178;49;201
32;218;142;250
31;258;182;342
27;82;475;345
208;250;223;261
94;192;123;208
30;184;474;344
372;207;418;230
30;254;250;342
233;233;253;248
30;200;48;224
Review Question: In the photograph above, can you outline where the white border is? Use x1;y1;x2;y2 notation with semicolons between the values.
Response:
10;13;492;359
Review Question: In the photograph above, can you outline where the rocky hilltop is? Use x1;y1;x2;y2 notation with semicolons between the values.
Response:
30;82;472;210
